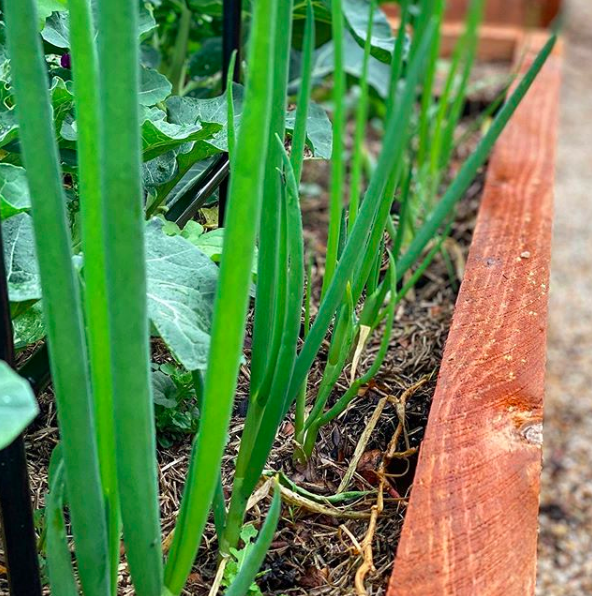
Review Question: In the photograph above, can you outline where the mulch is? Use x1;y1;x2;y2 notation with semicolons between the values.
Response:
3;121;486;595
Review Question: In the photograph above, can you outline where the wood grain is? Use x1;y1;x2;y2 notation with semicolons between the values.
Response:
387;33;562;596
444;0;560;27
383;6;523;60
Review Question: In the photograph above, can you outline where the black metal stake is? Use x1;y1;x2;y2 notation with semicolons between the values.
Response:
0;222;42;596
218;0;242;225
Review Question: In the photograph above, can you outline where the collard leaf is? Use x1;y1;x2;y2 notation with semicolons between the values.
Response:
50;77;75;135
12;301;45;350
174;221;259;277
164;157;216;207
138;2;158;36
145;218;218;370
139;67;172;106
0;108;19;149
143;151;178;190
0;164;31;219
188;37;223;78
151;370;178;408
40;11;70;48
181;223;224;262
166;85;244;155
285;102;332;160
2;213;42;302
313;31;391;97
141;106;221;161
167;85;331;159
0;24;12;86
342;0;396;63
37;0;68;22
40;2;156;49
0;361;39;449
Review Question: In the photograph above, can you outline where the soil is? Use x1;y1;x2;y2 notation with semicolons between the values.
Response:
2;107;492;594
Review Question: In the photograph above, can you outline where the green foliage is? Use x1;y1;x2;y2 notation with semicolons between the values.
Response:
0;361;39;449
152;363;200;446
0;164;31;218
221;525;265;596
146;217;218;371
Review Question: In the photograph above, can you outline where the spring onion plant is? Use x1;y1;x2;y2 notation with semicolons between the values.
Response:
2;0;556;592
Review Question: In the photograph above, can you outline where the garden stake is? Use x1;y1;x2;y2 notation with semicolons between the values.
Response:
0;220;41;596
218;0;243;225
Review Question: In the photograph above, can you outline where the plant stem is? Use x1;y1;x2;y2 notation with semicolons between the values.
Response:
68;0;120;588
322;0;346;296
163;1;279;591
4;1;109;594
169;0;192;95
348;0;375;232
98;0;163;592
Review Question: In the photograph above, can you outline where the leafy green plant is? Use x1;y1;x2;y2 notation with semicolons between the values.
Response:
221;524;280;596
152;363;200;447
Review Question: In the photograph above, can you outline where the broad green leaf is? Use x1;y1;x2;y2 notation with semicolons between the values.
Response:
188;37;222;77
181;223;224;261
40;12;70;48
313;31;391;97
167;86;331;159
164;157;216;206
2;213;42;302
168;221;259;277
13;301;45;350
342;0;396;63
0;24;11;85
145;218;218;371
37;0;68;23
166;86;244;155
1;77;74;151
139;67;172;106
0;361;39;449
152;370;178;408
40;3;156;49
0;164;31;219
50;77;75;132
143;150;178;189
285;102;332;160
141;106;221;161
0;108;19;149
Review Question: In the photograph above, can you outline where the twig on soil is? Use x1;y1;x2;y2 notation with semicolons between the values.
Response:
354;478;384;596
278;485;373;519
386;376;431;462
207;557;228;596
337;397;389;493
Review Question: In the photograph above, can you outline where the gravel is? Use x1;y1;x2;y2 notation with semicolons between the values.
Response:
536;1;592;594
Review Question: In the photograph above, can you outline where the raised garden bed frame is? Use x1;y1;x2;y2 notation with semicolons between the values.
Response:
382;3;563;594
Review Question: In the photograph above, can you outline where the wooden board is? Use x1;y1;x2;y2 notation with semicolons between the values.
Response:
387;32;562;596
383;6;524;61
445;0;561;27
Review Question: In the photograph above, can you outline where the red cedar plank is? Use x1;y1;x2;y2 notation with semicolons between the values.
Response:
387;32;562;596
445;0;559;27
383;6;523;61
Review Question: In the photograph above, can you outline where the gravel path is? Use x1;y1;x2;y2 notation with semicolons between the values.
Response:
536;1;592;594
